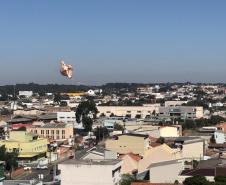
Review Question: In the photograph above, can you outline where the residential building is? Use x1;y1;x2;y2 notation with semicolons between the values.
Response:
138;144;182;173
97;105;160;118
159;106;203;119
19;91;33;97
27;123;73;140
0;131;48;160
174;137;204;160
57;111;76;123
120;153;141;175
159;126;182;138
105;134;150;156
148;159;184;184
59;159;122;185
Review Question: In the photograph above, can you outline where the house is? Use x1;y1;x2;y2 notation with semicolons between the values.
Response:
79;147;117;160
57;111;76;124
97;105;160;119
105;133;150;156
148;159;184;184
159;126;182;138
19;91;33;97
138;144;182;173
179;158;226;182
0;131;48;161
173;137;204;160
58;159;122;185
159;106;203;119
27;122;74;141
119;153;141;175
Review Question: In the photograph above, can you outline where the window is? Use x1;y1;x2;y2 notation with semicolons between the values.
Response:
41;130;44;135
62;130;65;135
56;130;59;135
51;130;54;135
46;130;49;134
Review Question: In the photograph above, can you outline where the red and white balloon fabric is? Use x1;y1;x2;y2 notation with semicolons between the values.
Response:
60;60;73;79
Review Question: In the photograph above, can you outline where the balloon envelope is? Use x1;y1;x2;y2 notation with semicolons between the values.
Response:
60;61;73;79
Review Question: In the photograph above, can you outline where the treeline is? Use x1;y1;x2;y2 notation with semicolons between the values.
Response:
181;115;226;130
0;83;92;95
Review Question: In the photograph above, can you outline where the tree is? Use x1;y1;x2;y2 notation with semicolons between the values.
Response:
94;126;109;144
114;123;124;131
214;176;226;184
76;100;98;123
0;145;18;173
119;174;136;185
82;116;93;132
183;176;210;185
53;93;62;104
156;137;165;144
60;101;68;107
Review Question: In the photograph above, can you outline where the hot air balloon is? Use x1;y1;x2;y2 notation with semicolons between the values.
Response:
60;60;73;79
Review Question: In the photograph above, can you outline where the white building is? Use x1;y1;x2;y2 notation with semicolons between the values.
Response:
57;112;76;123
159;106;204;119
97;105;160;119
159;126;182;137
59;160;122;185
19;91;33;97
148;159;184;184
214;131;225;144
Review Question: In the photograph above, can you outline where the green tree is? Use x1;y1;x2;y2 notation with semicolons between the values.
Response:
0;145;18;173
76;100;98;123
53;93;62;104
82;116;93;132
156;137;165;144
94;126;109;144
184;176;210;185
114;123;124;131
214;176;226;184
119;174;136;185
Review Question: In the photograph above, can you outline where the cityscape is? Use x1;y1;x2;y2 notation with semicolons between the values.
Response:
0;1;226;185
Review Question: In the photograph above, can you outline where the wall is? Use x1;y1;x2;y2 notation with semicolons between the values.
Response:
182;141;204;160
105;135;148;156
97;105;160;118
159;127;180;137
58;164;120;185
149;160;183;183
57;112;76;123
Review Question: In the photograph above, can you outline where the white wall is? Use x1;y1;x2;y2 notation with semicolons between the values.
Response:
149;160;184;183
59;163;121;185
214;131;225;144
57;112;76;123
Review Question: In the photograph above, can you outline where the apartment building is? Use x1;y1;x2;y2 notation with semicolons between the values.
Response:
105;133;150;156
57;111;76;123
97;105;160;119
159;106;203;119
0;131;48;159
27;123;73;140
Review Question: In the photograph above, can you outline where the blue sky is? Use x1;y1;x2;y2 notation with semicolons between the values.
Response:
0;0;225;85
